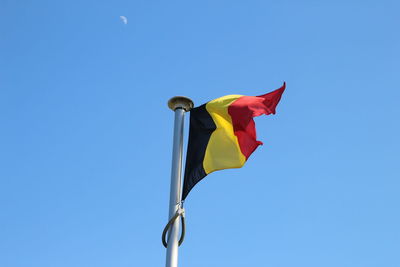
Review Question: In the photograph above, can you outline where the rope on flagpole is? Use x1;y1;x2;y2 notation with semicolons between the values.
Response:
162;206;186;248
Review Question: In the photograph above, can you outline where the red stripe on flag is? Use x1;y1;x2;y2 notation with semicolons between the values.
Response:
228;83;286;159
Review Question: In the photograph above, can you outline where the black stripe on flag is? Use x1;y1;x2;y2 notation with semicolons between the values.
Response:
182;104;216;200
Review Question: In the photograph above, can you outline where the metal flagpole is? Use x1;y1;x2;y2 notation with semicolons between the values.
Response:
166;96;193;267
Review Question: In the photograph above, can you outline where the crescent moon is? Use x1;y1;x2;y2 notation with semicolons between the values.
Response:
120;16;128;25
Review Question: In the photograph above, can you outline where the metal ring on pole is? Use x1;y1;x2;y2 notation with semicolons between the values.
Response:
162;208;186;248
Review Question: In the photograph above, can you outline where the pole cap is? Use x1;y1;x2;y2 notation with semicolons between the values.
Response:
168;96;194;111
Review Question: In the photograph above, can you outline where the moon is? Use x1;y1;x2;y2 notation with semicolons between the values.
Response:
120;16;128;25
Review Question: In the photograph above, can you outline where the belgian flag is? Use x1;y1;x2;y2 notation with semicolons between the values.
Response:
182;83;286;200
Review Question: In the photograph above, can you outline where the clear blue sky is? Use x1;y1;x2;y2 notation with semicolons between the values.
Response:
1;1;399;266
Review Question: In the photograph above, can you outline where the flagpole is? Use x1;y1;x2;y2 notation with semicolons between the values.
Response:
166;96;193;267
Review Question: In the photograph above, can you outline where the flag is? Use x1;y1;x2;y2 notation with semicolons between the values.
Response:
182;83;286;200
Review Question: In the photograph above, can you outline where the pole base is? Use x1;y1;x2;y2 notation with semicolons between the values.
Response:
168;96;194;111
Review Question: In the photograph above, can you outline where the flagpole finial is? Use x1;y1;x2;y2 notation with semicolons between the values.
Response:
168;96;194;112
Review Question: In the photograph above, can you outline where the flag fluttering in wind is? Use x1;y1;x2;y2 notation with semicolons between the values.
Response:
182;83;286;200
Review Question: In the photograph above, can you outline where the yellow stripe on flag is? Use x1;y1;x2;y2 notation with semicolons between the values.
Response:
203;95;246;174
